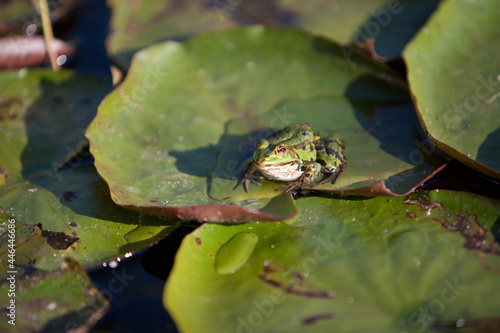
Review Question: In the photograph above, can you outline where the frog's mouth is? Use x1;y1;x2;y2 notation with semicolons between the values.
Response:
254;160;303;182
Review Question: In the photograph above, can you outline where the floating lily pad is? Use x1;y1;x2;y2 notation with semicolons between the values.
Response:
0;166;177;272
164;190;500;332
86;27;412;221
0;69;177;271
106;0;392;69
404;0;500;179
210;96;447;202
0;259;109;333
0;69;109;184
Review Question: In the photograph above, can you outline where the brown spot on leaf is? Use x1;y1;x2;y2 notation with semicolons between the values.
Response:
258;262;335;299
0;97;22;122
69;221;78;227
403;197;499;255
195;237;202;245
62;191;78;202
402;197;443;213
406;210;416;218
438;212;500;255
302;313;334;325
38;223;79;250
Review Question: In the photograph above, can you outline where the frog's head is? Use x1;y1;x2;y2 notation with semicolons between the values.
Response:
252;139;296;167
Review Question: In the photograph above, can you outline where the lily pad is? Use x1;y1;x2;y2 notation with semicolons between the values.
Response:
0;165;177;272
106;0;392;69
86;27;412;221
210;96;447;202
0;68;177;271
164;190;500;332
0;259;110;333
404;0;500;179
0;69;109;184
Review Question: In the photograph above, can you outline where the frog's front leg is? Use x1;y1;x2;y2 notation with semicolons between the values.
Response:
233;162;262;193
283;161;322;193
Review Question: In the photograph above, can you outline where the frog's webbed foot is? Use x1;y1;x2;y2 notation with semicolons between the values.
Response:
233;162;262;193
316;155;348;186
233;176;262;193
282;181;303;193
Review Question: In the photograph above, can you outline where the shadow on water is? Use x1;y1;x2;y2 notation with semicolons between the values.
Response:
477;126;500;171
352;0;442;59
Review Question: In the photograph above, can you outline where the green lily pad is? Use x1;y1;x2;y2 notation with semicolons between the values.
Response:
210;96;447;202
0;165;177;273
0;69;109;184
404;0;500;179
86;27;412;221
164;190;500;332
0;68;177;272
106;0;392;69
0;259;109;333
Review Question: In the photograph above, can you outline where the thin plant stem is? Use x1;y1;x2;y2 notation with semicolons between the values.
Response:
38;0;59;72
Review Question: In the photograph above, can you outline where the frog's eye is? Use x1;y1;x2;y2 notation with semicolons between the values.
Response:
276;144;287;157
303;132;310;139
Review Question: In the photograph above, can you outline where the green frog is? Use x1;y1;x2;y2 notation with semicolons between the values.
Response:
234;123;347;193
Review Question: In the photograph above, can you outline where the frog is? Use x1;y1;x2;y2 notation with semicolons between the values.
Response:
233;123;347;193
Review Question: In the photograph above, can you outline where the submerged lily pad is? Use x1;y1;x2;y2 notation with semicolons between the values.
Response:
87;27;413;221
404;0;500;179
0;259;109;333
210;96;447;202
164;190;500;332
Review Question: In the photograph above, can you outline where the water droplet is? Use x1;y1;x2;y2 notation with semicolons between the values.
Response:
56;55;67;66
456;318;465;328
246;61;256;70
46;302;57;310
25;23;37;36
127;186;140;193
108;260;118;269
214;232;259;275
